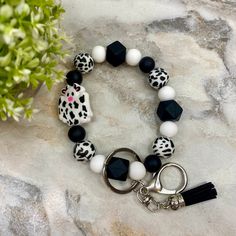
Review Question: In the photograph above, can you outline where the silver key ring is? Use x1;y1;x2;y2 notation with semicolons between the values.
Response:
146;162;188;195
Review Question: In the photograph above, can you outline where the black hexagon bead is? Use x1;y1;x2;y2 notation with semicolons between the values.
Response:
157;100;183;122
106;157;129;181
106;41;126;67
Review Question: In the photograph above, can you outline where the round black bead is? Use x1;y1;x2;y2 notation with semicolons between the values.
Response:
68;125;86;142
66;70;83;85
144;155;162;173
139;57;155;73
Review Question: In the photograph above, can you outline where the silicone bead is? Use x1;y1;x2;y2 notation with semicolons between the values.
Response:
74;53;94;74
58;83;93;126
157;100;183;122
92;46;106;63
106;157;129;181
73;140;96;161
158;86;176;101
106;41;126;67
139;56;155;73
68;125;86;142
144;155;162;173
152;137;175;158
90;155;106;174
129;161;146;180
160;121;178;138
126;49;142;66
66;70;83;86
148;68;169;90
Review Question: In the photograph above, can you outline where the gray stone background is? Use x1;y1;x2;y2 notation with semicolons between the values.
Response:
0;0;236;235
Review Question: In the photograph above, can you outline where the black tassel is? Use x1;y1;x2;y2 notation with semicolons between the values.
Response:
181;182;217;206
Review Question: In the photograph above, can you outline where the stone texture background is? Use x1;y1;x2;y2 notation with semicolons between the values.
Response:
0;0;236;235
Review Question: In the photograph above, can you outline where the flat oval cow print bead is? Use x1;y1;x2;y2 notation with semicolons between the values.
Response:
58;83;93;126
152;136;175;159
73;140;96;161
74;53;94;74
148;68;169;90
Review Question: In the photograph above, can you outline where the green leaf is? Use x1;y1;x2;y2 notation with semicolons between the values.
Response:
0;0;68;121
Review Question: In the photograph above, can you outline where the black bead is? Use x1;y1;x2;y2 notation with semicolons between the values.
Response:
68;125;86;143
144;155;162;173
106;157;129;181
106;41;126;67
139;57;155;73
157;100;183;122
66;70;83;85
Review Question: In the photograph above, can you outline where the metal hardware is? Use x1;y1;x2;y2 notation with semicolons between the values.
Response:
102;148;188;212
135;162;188;212
146;162;188;194
136;186;171;212
168;193;185;210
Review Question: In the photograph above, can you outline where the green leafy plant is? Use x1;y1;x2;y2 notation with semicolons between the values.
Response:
0;0;67;121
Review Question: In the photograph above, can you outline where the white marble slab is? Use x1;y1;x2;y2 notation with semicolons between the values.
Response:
0;0;236;235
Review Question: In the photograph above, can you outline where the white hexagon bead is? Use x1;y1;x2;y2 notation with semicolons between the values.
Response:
92;46;106;63
160;121;178;138
126;49;142;66
129;161;146;180
158;86;176;101
90;155;106;174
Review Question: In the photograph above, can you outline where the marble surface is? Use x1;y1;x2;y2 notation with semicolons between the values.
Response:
0;0;236;235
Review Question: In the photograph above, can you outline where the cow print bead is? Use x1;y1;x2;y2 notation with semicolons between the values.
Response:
74;53;94;74
148;68;169;90
58;83;93;126
73;140;96;161
152;136;175;159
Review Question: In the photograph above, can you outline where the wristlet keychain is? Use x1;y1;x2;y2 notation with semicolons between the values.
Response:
58;41;217;212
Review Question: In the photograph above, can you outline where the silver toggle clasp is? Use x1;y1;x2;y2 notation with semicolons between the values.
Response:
146;162;188;195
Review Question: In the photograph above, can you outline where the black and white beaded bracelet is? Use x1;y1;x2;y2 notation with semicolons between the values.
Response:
58;41;217;212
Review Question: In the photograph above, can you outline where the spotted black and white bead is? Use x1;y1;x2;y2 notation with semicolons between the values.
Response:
148;68;169;90
73;140;96;161
58;83;93;126
74;53;94;74
152;136;175;159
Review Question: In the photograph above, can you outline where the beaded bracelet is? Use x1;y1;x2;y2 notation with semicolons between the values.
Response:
58;41;217;212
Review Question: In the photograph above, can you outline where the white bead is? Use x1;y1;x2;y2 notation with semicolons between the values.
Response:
158;86;176;101
129;161;146;180
92;46;106;63
126;49;142;66
160;121;178;137
89;155;106;174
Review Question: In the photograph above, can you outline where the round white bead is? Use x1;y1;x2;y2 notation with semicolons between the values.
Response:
92;46;106;63
160;121;178;137
158;86;176;101
89;155;106;174
126;49;142;66
129;161;146;180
